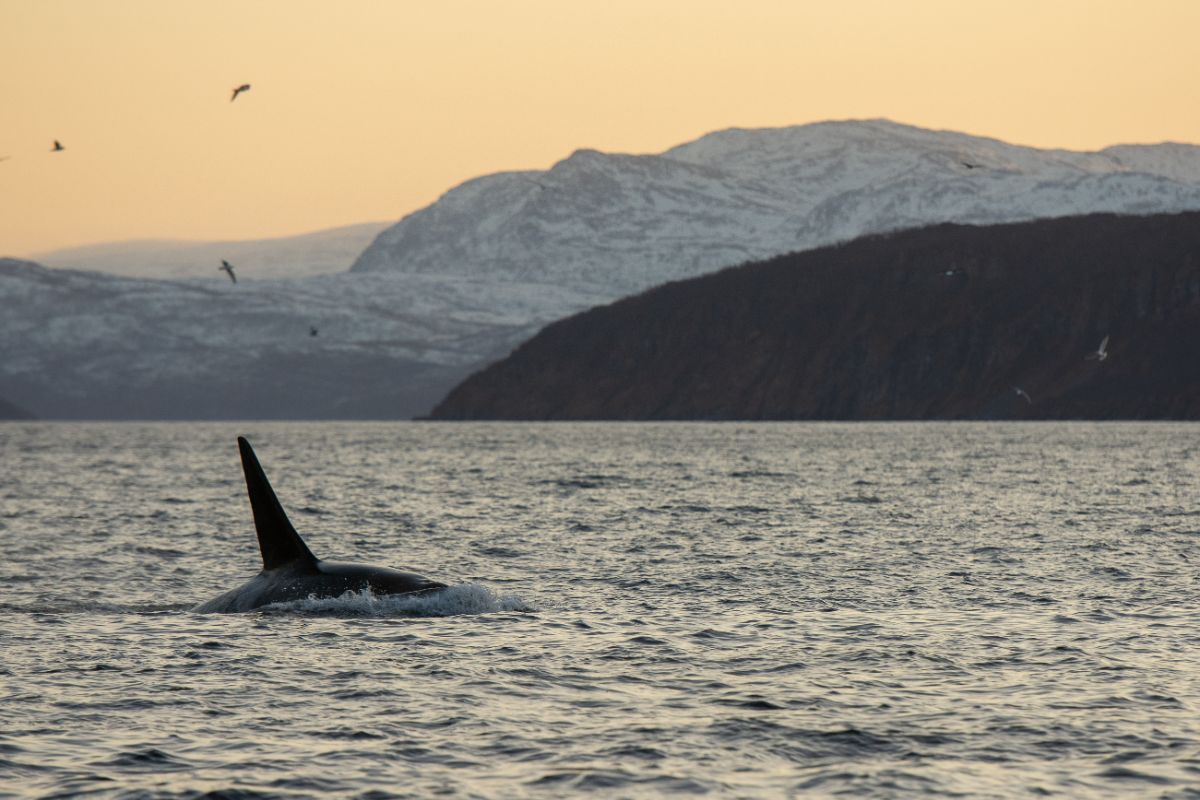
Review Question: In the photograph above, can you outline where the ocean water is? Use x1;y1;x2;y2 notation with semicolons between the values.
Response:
2;421;1199;798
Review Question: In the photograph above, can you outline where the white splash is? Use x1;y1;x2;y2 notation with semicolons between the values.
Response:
260;583;532;617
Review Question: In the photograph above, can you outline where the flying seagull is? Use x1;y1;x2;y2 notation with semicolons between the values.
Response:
51;140;64;152
219;259;237;284
1086;335;1109;362
231;83;251;102
1011;385;1033;404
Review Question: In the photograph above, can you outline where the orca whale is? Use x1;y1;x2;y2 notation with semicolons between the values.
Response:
194;437;447;613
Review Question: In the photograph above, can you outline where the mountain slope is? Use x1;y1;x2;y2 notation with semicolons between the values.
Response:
0;394;34;420
29;222;390;281
430;212;1200;420
352;120;1200;299
0;258;602;419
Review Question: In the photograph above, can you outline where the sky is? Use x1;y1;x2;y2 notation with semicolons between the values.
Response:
2;0;1199;256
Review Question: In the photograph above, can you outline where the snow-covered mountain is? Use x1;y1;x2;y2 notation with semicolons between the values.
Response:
0;258;608;418
30;222;390;281
352;119;1200;297
7;119;1200;419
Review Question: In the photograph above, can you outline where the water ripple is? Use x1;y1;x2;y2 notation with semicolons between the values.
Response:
2;421;1200;797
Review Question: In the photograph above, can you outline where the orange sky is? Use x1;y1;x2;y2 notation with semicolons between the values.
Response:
2;0;1198;256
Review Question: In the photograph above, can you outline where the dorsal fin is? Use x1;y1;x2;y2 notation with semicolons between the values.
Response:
237;437;318;571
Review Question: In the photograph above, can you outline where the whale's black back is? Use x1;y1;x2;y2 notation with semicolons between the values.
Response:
195;437;446;612
238;437;317;571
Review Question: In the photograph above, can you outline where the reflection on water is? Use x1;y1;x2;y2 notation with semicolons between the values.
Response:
1;421;1199;796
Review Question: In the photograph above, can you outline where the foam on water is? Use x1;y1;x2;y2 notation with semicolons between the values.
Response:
255;583;533;617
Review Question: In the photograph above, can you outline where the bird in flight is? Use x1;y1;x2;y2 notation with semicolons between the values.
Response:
1086;335;1109;362
51;140;64;152
1011;385;1032;404
219;260;237;283
309;326;319;337
231;83;251;102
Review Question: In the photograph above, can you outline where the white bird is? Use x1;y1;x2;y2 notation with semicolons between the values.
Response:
219;259;237;284
1086;335;1110;362
231;83;251;102
1011;385;1032;404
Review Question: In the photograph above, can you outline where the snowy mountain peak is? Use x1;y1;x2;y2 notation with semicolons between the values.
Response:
350;119;1200;297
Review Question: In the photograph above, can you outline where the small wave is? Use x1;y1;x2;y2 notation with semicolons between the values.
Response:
95;747;189;771
626;635;669;645
297;505;331;516
472;545;527;558
714;694;788;710
538;475;619;489
528;769;714;793
144;790;276;800
0;600;196;615
259;584;531;617
728;469;791;479
661;503;711;513
1096;766;1173;785
117;544;187;557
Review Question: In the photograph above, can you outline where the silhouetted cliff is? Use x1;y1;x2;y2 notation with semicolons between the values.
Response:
431;212;1200;420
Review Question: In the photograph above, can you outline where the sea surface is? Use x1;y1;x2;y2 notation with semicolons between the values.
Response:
2;422;1199;799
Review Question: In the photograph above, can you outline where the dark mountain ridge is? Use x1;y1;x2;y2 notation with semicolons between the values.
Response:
431;212;1200;420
